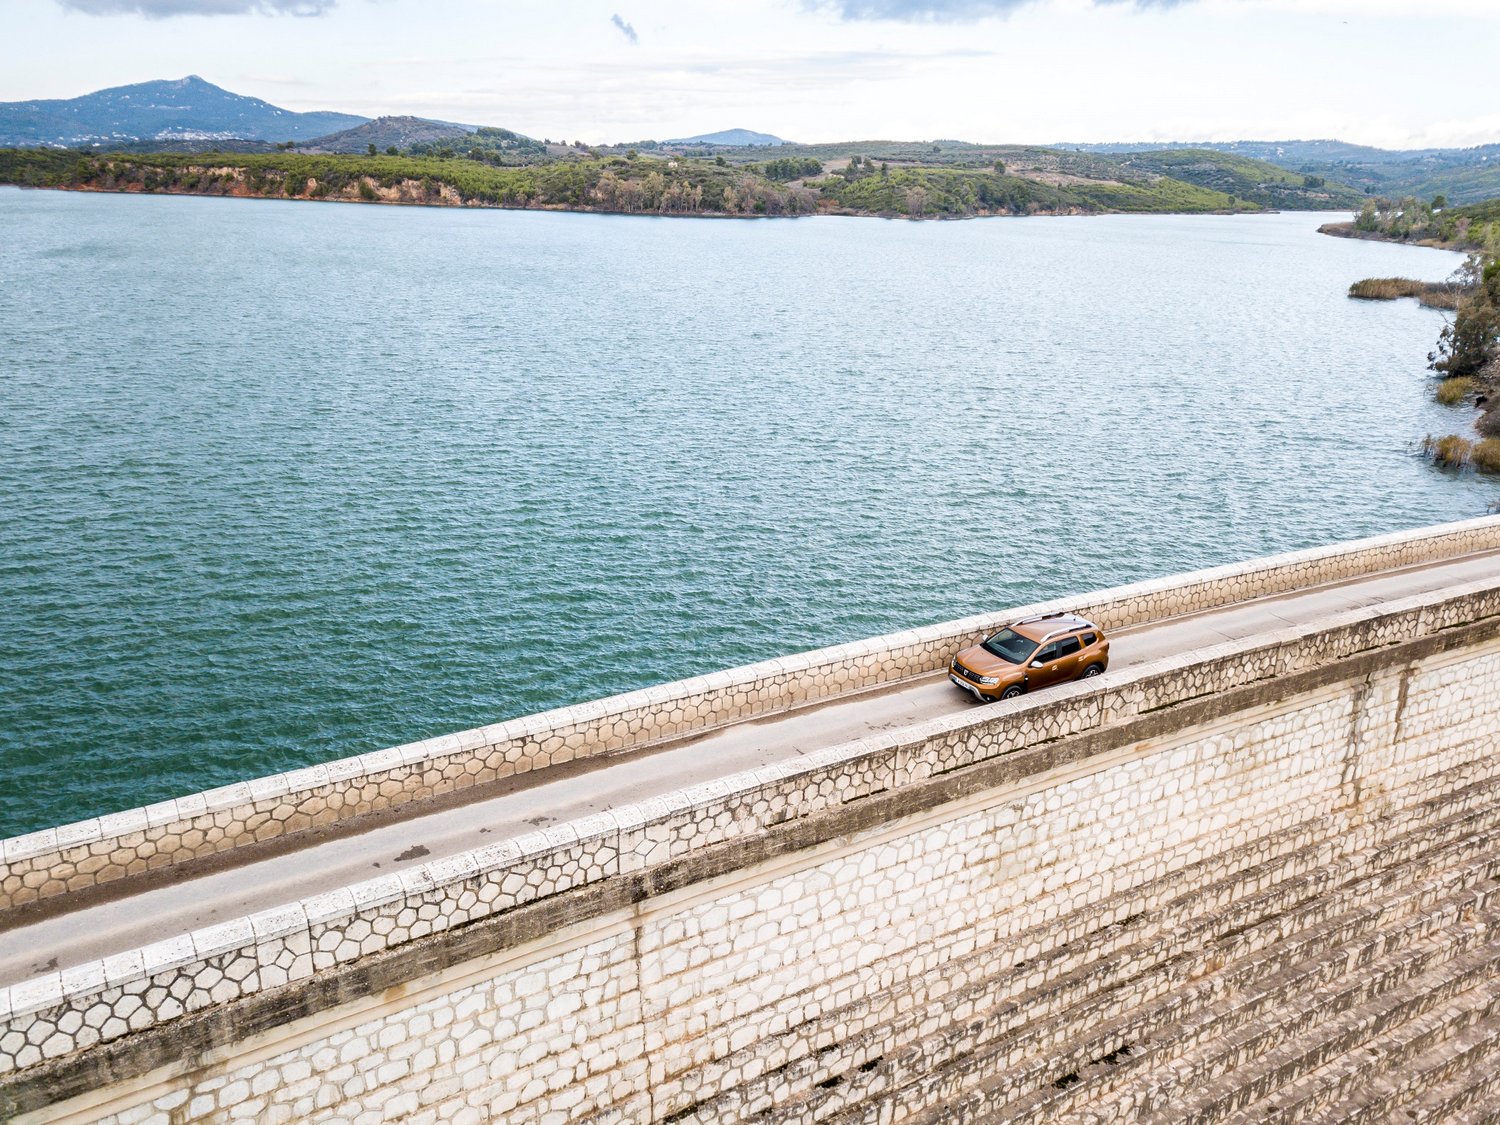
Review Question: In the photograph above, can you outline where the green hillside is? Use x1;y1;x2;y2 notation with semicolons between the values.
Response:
808;159;1246;215
1266;149;1500;207
1324;194;1500;253
0;147;1264;219
304;116;474;154
1110;149;1365;209
638;139;1359;211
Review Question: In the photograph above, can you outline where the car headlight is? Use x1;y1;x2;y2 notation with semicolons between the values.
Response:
976;674;1000;686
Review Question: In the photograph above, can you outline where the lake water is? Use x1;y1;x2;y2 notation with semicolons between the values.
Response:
0;188;1487;834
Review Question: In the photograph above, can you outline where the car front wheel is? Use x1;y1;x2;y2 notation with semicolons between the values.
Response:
1000;685;1024;700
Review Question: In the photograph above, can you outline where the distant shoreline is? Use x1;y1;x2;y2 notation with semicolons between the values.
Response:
23;181;779;221
0;149;1274;222
1317;220;1470;255
9;180;1263;222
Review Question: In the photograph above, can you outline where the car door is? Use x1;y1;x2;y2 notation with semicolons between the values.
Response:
1029;635;1084;688
1027;640;1066;688
1051;634;1085;681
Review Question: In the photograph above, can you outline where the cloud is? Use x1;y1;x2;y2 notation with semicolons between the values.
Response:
58;0;334;15
817;0;1193;18
610;13;639;43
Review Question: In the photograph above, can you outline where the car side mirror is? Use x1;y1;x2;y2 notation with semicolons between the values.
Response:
1030;660;1044;669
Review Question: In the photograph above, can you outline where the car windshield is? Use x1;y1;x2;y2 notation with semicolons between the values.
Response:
981;628;1037;664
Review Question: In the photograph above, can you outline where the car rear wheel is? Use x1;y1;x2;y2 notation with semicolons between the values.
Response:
1000;685;1024;700
1081;663;1105;679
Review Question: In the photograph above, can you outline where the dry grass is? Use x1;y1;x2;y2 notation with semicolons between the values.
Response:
1350;277;1426;300
1420;434;1500;473
1420;434;1475;467
1348;277;1464;308
1473;438;1500;473
1417;286;1463;310
1435;377;1477;405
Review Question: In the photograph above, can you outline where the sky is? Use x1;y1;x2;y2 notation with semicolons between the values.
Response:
3;0;1499;149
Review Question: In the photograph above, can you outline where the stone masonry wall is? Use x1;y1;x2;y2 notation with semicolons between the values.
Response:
23;604;1500;1123
5;570;1500;1120
5;515;1500;913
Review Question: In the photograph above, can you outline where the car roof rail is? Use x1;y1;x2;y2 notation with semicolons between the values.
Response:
1014;611;1097;630
1013;611;1068;625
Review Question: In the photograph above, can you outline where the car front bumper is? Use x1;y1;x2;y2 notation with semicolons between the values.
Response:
949;672;993;701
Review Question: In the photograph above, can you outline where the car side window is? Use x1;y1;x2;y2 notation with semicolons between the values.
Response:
1057;636;1082;658
1035;642;1060;663
1082;632;1097;646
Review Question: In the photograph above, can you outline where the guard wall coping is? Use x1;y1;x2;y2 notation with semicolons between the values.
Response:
4;514;1499;900
3;574;1497;1072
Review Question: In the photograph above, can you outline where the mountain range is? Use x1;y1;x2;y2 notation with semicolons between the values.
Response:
1065;139;1500;204
0;75;364;147
3;76;1499;204
1064;139;1500;166
664;128;788;147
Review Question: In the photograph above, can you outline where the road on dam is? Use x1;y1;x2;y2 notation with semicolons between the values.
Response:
4;548;1499;987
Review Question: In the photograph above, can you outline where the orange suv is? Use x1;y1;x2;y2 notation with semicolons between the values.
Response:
949;613;1109;702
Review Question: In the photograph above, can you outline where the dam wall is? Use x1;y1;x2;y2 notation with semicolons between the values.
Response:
6;548;1500;1120
6;515;1500;914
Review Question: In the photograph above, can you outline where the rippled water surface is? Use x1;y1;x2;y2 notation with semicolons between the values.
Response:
0;188;1487;833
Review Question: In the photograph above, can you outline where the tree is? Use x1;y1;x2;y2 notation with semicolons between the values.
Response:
642;170;665;209
386;146;398;156
1432;194;1449;211
595;169;622;209
1355;200;1380;233
1430;254;1500;379
367;143;377;156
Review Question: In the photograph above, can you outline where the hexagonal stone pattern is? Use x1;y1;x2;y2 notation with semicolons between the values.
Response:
30;635;1500;1124
5;516;1500;916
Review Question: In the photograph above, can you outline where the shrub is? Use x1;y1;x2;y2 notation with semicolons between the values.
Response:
1435;377;1476;405
357;179;377;201
1430;253;1500;378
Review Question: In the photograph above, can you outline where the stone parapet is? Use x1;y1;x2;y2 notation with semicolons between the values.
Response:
3;574;1497;1085
5;515;1500;913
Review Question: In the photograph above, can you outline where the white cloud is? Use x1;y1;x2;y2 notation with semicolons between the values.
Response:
9;0;1498;148
814;0;1192;19
59;0;333;15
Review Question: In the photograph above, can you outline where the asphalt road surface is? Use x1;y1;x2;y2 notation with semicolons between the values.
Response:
4;548;1498;987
